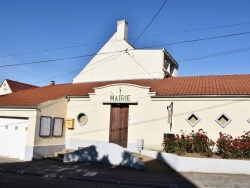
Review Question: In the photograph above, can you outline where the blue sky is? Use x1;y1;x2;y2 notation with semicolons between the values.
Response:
0;0;250;86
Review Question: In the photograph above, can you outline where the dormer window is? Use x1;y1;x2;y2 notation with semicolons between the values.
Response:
163;60;170;72
163;59;177;78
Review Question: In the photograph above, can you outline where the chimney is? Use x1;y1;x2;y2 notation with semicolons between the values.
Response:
50;81;55;85
116;20;128;41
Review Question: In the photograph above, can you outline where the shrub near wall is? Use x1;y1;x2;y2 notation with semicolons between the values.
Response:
163;130;250;159
162;129;215;157
216;131;250;159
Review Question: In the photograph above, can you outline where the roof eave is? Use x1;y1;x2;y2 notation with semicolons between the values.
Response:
0;106;37;109
152;95;250;98
162;48;179;68
67;96;89;98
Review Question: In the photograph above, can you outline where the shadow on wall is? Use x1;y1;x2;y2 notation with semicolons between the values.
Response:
32;145;65;159
63;143;145;170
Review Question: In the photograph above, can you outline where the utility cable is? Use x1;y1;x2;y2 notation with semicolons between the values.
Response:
31;44;250;85
0;42;105;58
30;51;126;85
30;69;81;84
1;31;250;68
177;46;250;62
139;31;250;49
126;51;155;78
1;20;250;58
0;50;125;68
131;0;168;45
74;51;127;76
29;45;250;85
142;21;250;38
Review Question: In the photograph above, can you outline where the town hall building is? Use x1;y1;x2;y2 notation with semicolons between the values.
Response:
0;20;250;161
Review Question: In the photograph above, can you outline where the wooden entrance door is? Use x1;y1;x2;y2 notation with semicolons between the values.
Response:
109;104;129;148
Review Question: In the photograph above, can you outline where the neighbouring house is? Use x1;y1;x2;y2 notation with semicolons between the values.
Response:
0;20;250;161
0;79;38;96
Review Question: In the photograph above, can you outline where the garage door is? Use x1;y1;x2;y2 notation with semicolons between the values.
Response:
0;118;28;160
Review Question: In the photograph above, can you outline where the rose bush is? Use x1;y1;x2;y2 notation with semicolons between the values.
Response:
216;131;250;159
163;130;250;159
162;129;215;157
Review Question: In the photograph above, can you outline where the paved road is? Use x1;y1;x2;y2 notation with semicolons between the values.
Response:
0;156;249;188
0;172;135;188
1;171;250;188
180;172;250;188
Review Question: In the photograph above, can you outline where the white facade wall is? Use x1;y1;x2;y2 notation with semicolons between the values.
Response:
73;39;165;83
66;84;250;152
0;108;37;160
0;79;12;95
66;84;156;151
0;98;68;160
0;118;28;160
1;85;249;159
167;98;250;141
73;20;171;83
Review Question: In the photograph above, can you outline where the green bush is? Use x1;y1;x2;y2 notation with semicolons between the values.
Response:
162;129;215;157
216;131;250;159
163;130;250;159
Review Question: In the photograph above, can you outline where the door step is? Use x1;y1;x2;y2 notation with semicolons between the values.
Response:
45;148;76;161
45;156;63;161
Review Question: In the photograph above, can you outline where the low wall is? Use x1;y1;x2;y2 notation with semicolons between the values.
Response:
141;150;250;175
33;145;65;159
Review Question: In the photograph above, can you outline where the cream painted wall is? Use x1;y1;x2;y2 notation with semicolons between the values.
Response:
73;20;171;83
72;37;165;83
34;98;67;146
66;84;250;151
0;79;12;95
66;97;111;142
128;100;168;150
151;98;250;142
66;84;155;148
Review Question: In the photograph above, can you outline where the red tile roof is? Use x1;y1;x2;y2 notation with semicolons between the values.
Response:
6;79;38;93
0;74;250;107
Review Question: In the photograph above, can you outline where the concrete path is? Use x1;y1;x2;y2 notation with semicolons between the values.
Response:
0;156;21;163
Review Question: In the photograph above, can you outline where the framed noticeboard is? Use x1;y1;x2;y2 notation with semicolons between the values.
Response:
52;117;64;137
39;116;52;137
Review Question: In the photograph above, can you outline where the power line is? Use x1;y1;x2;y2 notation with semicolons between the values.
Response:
177;46;250;60
2;31;250;69
32;45;250;85
126;51;155;78
74;52;126;76
31;69;81;84
141;21;250;38
131;0;168;45
139;31;250;49
1;21;250;58
0;42;105;58
30;51;126;85
30;45;250;85
177;46;250;62
0;50;125;68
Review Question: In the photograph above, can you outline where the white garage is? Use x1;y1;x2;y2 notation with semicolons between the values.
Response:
0;117;28;160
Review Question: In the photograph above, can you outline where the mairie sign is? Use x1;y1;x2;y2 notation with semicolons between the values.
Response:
110;95;131;102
